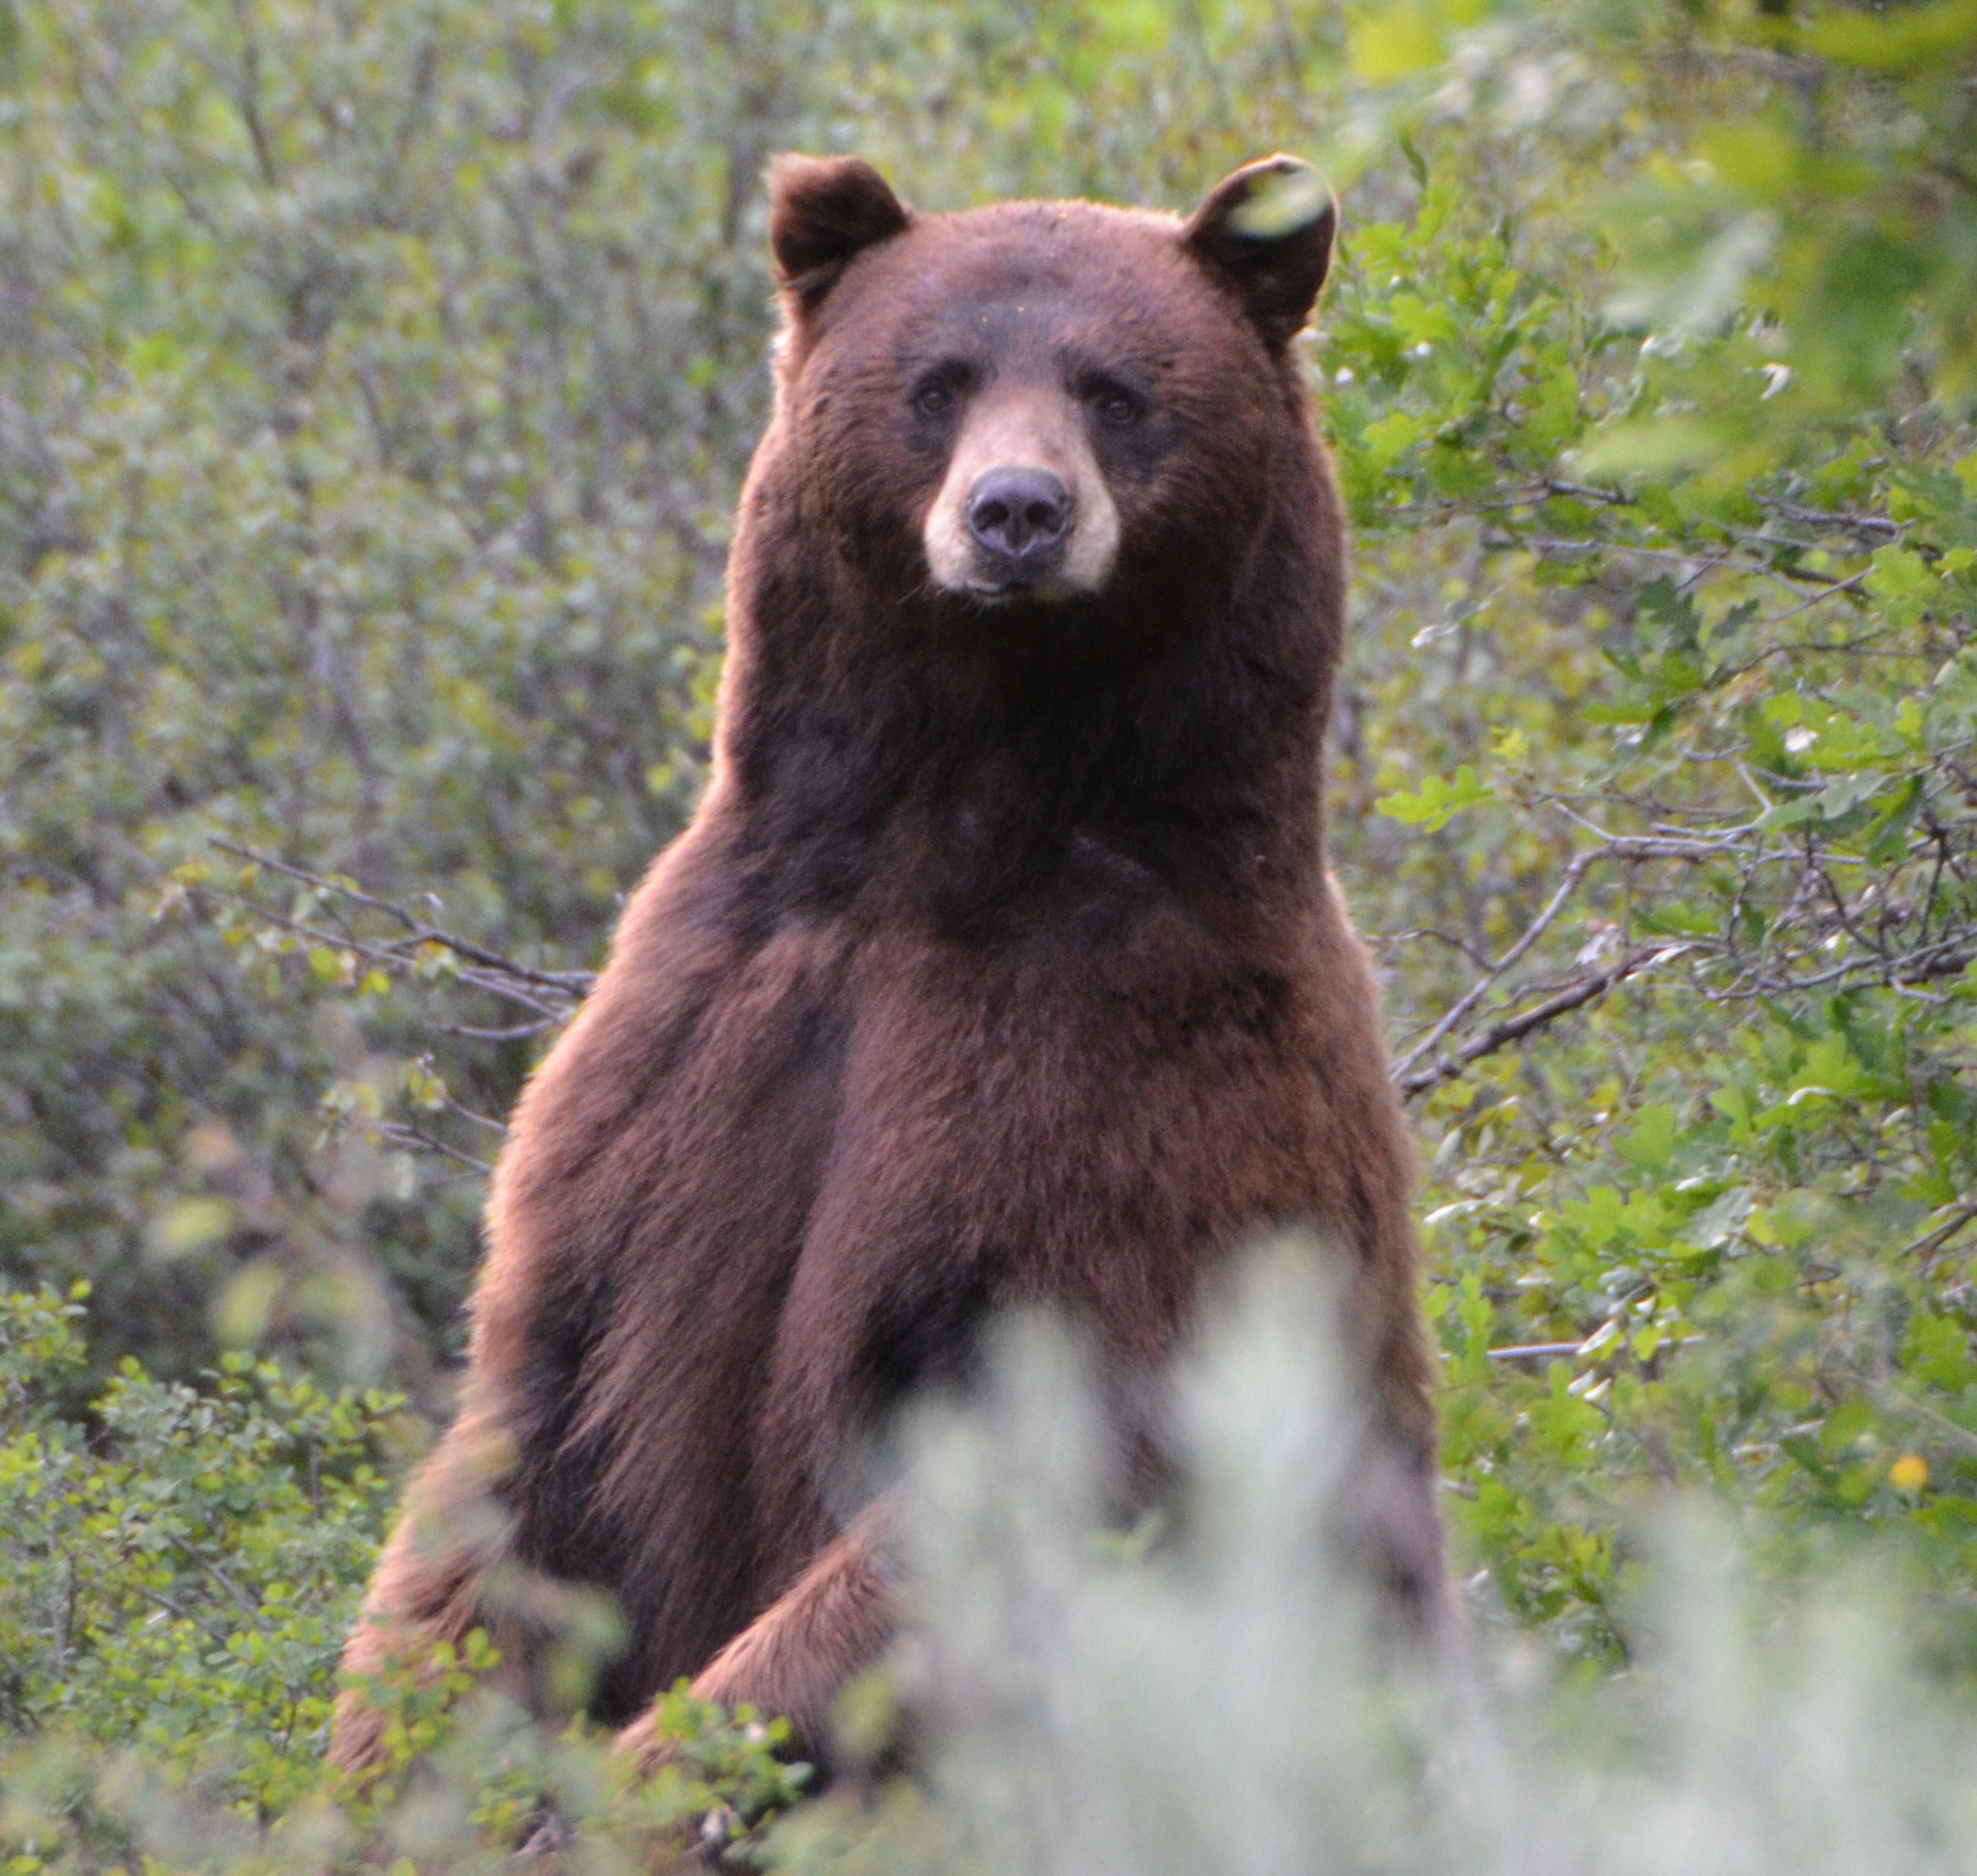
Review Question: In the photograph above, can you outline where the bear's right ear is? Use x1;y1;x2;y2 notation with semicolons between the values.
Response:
769;155;911;313
1184;156;1337;350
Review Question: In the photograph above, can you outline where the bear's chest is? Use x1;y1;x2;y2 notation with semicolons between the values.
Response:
571;841;1330;1454
732;897;1329;1476
693;821;1320;1221
717;869;1311;1298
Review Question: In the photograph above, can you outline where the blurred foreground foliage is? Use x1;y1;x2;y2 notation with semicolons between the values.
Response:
3;0;1977;1860
8;1256;1977;1872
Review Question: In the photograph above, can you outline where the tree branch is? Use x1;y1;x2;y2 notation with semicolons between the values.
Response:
1398;945;1682;1100
208;841;595;996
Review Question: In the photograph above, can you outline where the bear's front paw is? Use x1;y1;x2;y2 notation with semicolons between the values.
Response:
612;1704;684;1779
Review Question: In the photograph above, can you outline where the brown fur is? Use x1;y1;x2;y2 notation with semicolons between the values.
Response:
329;154;1445;1775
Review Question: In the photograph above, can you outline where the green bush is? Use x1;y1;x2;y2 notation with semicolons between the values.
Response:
0;1284;811;1866
2;0;1976;1863
7;1258;1977;1874
0;1284;400;1813
770;1252;1977;1876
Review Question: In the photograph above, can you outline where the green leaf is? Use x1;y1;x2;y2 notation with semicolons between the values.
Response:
1375;765;1492;831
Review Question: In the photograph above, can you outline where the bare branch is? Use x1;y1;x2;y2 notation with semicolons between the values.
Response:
1394;835;1739;1081
187;887;571;1019
373;1120;495;1177
207;841;596;996
1394;851;1598;1078
1756;497;1905;540
170;1536;263;1624
1895;1202;1977;1267
1398;944;1682;1100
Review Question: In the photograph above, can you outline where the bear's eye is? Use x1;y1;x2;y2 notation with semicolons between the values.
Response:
912;382;956;418
1088;383;1143;426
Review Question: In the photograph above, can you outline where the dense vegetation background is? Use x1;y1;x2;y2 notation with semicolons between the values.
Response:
3;0;1976;1865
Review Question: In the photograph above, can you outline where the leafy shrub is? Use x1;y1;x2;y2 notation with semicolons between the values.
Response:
3;0;1977;1864
780;1251;1977;1875
0;1284;809;1866
0;1284;401;1812
10;1259;1977;1874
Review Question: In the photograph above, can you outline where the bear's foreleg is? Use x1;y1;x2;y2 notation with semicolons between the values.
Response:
326;1410;526;1772
615;1496;896;1776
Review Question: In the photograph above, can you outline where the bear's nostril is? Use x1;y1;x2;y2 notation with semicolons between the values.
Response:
966;467;1073;562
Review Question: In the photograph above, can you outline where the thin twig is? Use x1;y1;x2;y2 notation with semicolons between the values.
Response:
1756;498;1904;540
209;841;595;994
1896;1202;1977;1266
195;891;572;1019
374;1121;495;1177
1879;1389;1977;1462
429;1018;562;1043
1394;837;1734;1079
170;1537;262;1624
1395;852;1597;1077
131;1581;237;1655
1398;945;1682;1099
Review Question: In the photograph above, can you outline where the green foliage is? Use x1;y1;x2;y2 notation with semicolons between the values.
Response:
766;1259;1977;1875
0;1284;401;1812
0;1286;808;1863
2;0;1977;1861
10;1258;1977;1874
1309;0;1977;1665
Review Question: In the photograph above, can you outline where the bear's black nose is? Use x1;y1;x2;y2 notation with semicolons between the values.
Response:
966;467;1073;562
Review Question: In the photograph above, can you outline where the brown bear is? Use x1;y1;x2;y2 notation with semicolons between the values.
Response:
328;152;1445;1776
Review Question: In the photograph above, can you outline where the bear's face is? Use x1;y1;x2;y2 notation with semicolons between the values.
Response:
765;157;1337;629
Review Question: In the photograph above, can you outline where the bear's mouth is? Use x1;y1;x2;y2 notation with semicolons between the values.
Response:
963;576;1083;606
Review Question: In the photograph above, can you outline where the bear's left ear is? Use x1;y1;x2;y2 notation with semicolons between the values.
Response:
769;154;911;313
1184;156;1338;349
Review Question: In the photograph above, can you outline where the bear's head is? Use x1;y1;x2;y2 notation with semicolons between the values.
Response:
762;155;1338;636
